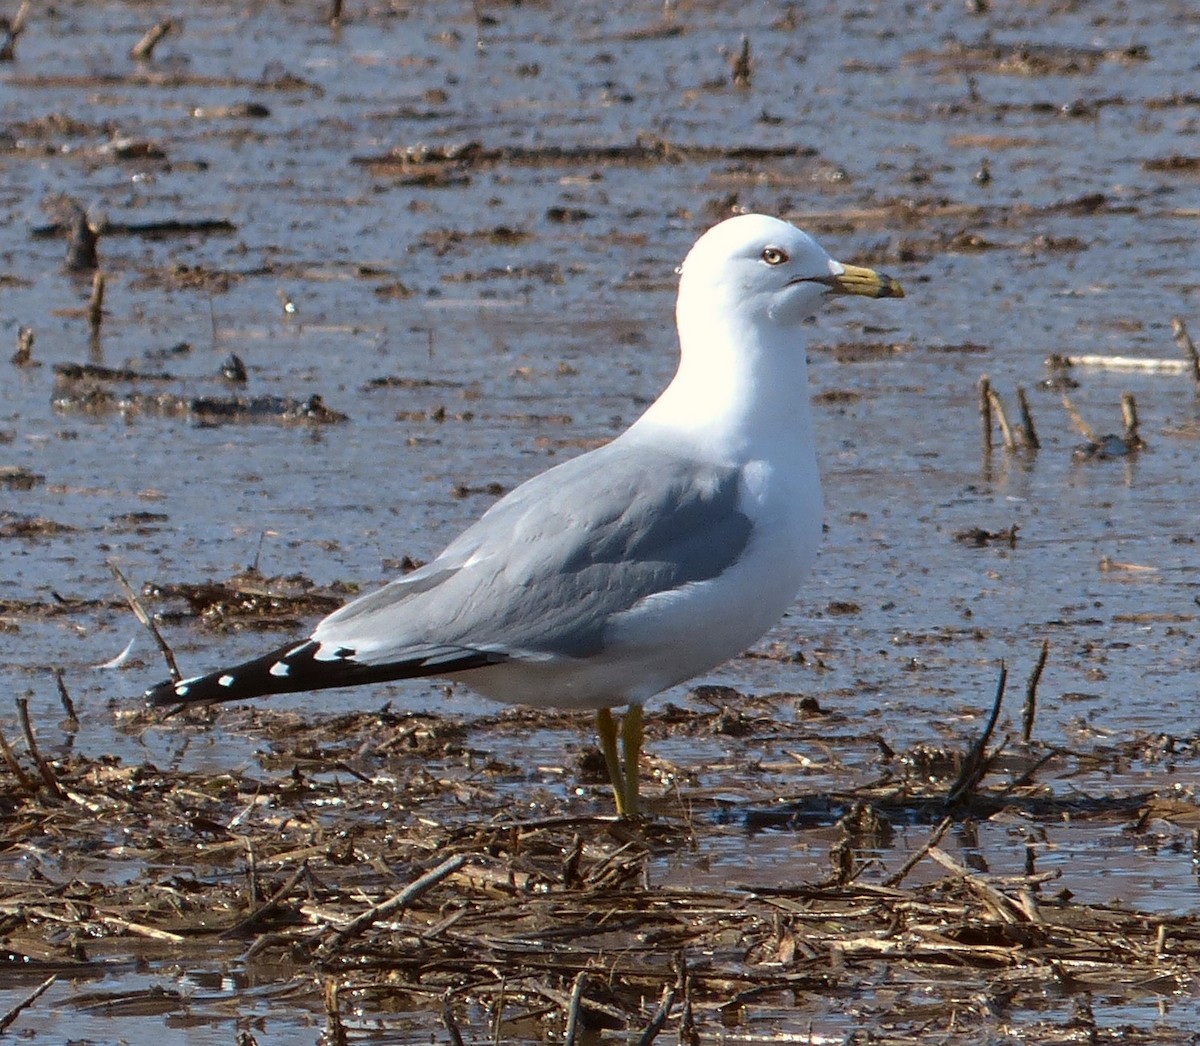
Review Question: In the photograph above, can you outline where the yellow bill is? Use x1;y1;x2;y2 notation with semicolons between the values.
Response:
828;263;905;299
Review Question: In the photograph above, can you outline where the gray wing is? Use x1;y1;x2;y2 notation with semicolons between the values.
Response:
311;441;753;665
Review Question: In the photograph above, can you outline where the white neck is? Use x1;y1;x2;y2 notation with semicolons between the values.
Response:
626;298;816;467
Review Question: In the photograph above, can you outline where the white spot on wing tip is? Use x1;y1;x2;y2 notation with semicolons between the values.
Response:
218;675;235;688
269;662;289;677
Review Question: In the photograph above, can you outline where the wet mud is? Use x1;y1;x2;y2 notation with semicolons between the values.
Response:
2;0;1200;1042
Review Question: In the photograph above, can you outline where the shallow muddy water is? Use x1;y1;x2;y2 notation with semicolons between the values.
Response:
2;0;1200;1041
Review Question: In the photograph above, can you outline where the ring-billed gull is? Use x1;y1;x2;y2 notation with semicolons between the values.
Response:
145;214;903;816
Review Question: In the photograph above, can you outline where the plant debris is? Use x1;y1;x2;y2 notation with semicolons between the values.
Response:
143;568;359;627
0;696;1197;1042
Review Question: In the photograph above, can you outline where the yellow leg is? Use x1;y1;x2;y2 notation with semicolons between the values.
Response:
595;708;628;817
620;703;643;818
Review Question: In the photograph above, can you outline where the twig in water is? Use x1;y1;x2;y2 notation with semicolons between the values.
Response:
564;971;588;1046
882;815;954;888
995;748;1060;801
53;668;79;728
676;952;698;1046
491;977;507;1046
442;995;466;1046
16;697;65;798
986;387;1018;450
1022;640;1049;744
323;979;347;1046
108;559;182;682
88;271;106;333
0;974;56;1034
947;663;1007;806
1016;386;1040;449
470;0;484;51
731;36;752;89
1121;392;1143;448
1060;394;1096;441
1172;316;1199;384
0;2;30;62
927;846;1026;924
0;724;38;795
130;19;174;61
635;982;677;1046
45;196;98;272
826;838;854;886
251;530;268;572
207;294;219;349
329;0;343;26
317;853;466;957
978;375;993;452
244;837;260;905
220;860;310;938
11;326;34;366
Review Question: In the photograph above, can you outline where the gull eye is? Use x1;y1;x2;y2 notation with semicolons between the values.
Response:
761;246;789;266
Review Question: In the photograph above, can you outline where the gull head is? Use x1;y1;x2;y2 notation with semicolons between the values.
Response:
677;214;904;330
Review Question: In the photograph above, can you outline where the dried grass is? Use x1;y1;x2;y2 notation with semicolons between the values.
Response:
0;698;1197;1041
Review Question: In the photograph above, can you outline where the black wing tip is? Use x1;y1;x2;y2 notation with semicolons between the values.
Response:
140;639;320;710
143;674;222;712
144;677;181;707
141;642;508;711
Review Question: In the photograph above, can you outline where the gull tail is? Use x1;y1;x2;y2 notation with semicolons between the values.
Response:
143;639;505;709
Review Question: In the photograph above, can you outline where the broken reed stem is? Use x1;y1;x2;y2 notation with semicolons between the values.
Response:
12;1;30;37
1016;386;1040;450
88;271;105;332
882;815;954;888
995;748;1061;801
731;35;752;89
492;977;507;1045
11;325;34;366
108;559;182;682
53;668;79;727
0;2;30;61
1060;394;1096;442
0;974;56;1034
329;0;344;26
245;837;260;906
1172;316;1199;384
16;697;65;798
676;953;696;1046
978;375;994;452
323;979;347;1046
1121;392;1142;447
635;982;677;1046
442;997;466;1046
986;387;1018;451
0;724;39;795
564;970;588;1046
318;854;466;957
221;860;310;938
130;18;173;60
926;846;1026;924
947;662;1007;806
97;913;184;942
1022;640;1049;745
